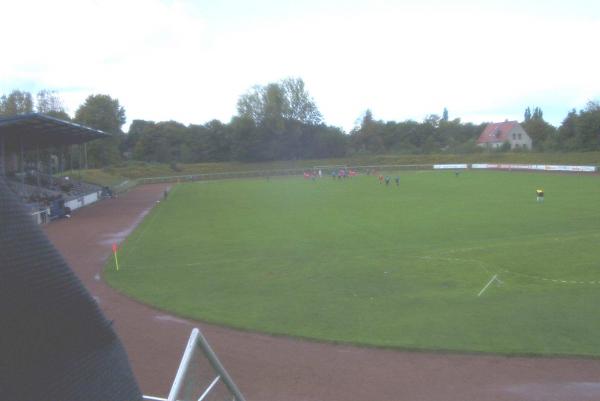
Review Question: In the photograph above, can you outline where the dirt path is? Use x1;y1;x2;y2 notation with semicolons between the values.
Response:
44;184;600;401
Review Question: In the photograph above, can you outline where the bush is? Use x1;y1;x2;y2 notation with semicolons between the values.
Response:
169;161;182;172
499;142;511;152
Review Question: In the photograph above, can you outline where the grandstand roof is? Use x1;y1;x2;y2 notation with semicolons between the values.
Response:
0;113;108;150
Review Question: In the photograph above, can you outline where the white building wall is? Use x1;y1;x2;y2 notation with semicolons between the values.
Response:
508;125;532;149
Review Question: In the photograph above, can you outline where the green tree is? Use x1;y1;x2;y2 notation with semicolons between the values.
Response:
576;101;600;150
555;103;600;151
235;77;326;160
202;120;232;161
350;110;384;153
280;77;323;124
236;85;264;123
74;94;126;167
236;77;322;125
126;119;156;158
36;90;70;120
556;109;579;150
524;107;532;122
521;107;556;151
438;118;482;152
262;83;287;131
230;115;263;161
75;94;125;132
0;90;33;116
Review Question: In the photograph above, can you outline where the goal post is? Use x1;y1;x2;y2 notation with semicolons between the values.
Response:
313;165;347;175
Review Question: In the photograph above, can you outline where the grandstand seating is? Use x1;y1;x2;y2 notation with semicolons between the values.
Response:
6;171;102;221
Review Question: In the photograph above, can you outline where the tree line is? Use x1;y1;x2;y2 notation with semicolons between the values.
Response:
1;80;599;168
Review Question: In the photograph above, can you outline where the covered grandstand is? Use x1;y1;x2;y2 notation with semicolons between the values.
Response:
0;113;110;222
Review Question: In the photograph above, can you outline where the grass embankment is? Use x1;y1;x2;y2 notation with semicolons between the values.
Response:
105;171;600;356
61;169;128;187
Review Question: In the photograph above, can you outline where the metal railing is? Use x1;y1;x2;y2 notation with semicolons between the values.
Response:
143;328;246;401
113;162;597;192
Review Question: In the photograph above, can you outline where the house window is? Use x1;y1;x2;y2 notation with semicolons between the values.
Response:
518;133;522;139
513;133;516;140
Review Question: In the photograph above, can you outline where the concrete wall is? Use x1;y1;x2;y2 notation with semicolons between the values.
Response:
65;190;102;211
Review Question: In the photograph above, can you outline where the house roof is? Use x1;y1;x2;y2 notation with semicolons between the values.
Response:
477;121;519;144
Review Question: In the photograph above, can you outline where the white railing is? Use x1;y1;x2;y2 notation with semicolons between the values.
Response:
30;208;50;224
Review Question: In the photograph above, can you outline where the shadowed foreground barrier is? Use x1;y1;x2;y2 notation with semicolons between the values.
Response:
0;175;142;401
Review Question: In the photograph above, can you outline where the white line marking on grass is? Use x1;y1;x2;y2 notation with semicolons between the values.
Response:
417;255;494;275
154;315;191;325
123;185;181;258
429;236;600;287
125;208;163;256
477;274;499;297
494;266;600;287
100;207;152;246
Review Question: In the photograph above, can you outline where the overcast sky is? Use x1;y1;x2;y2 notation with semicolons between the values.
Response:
1;0;599;132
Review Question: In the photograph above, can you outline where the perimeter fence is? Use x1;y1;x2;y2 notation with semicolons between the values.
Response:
137;167;310;185
110;162;597;191
133;164;436;185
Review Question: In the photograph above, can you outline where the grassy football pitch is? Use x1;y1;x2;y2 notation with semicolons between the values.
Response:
105;171;600;356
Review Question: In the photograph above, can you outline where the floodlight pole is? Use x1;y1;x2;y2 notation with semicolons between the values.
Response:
0;135;5;176
20;136;25;194
83;143;88;170
78;144;83;182
59;146;64;174
68;145;73;173
36;146;40;187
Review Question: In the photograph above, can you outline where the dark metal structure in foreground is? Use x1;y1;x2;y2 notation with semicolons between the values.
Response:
0;175;142;400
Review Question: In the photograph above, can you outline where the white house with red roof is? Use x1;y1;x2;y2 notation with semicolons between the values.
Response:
476;121;532;150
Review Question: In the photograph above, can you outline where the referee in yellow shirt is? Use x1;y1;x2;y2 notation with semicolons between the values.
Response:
536;188;544;202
